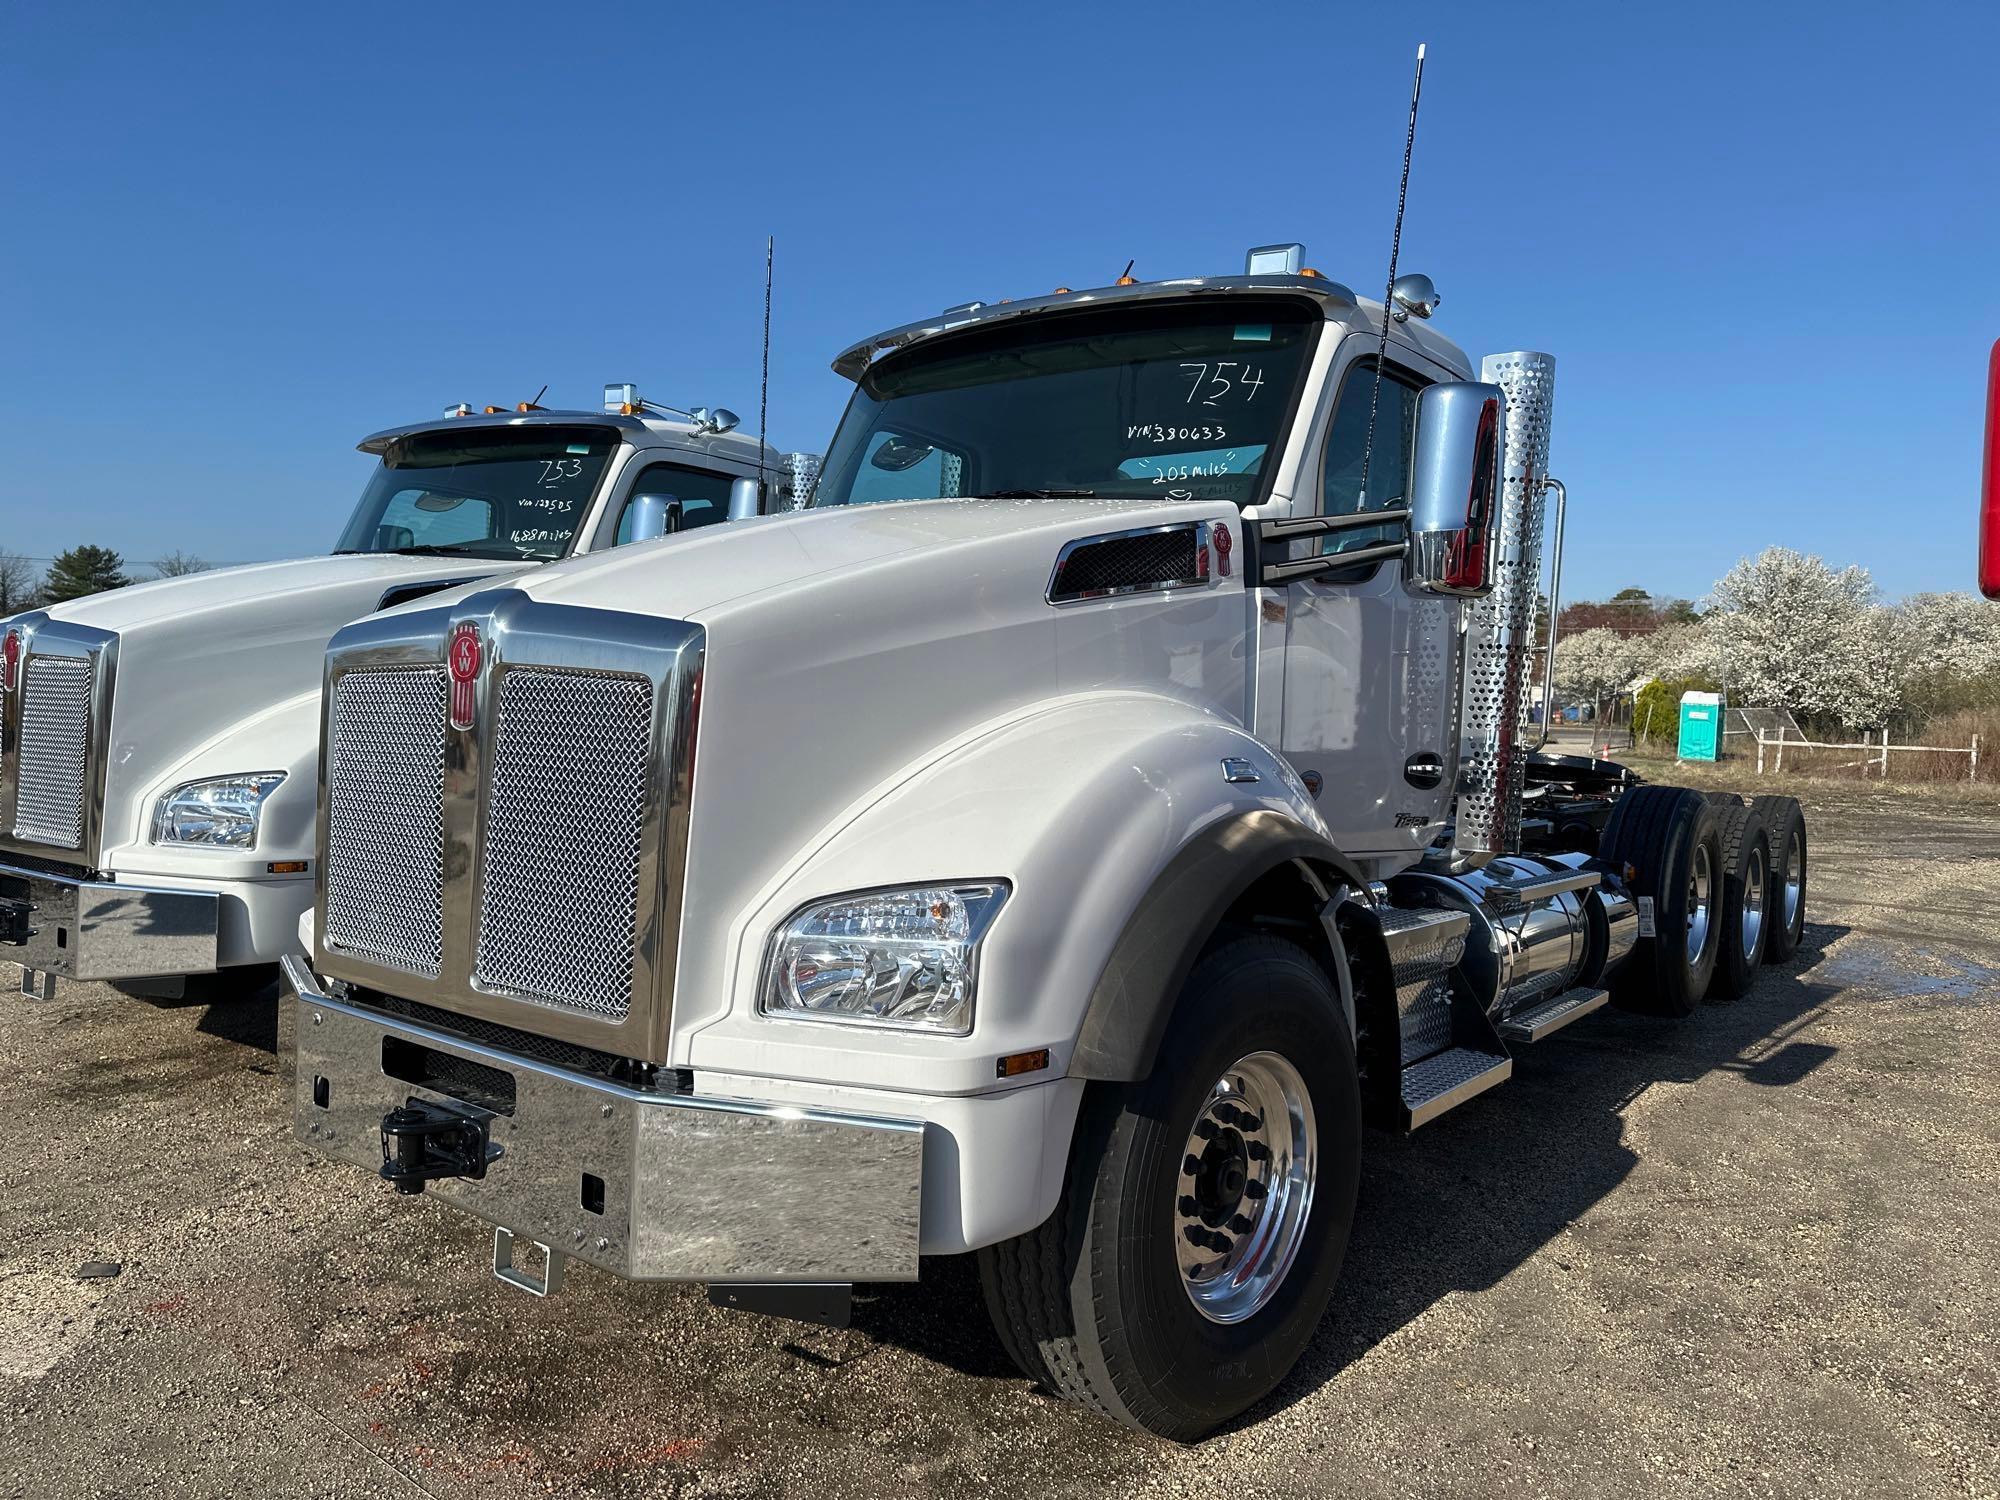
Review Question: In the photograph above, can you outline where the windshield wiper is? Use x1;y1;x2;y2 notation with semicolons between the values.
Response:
979;487;1098;499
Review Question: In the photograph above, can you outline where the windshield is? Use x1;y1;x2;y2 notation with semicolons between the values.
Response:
813;297;1320;509
334;425;619;561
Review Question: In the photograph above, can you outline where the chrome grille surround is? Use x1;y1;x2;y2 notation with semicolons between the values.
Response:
0;616;117;865
474;668;655;1019
313;589;703;1065
321;668;449;978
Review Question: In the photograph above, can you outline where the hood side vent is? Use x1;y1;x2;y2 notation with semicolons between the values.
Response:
1047;522;1210;605
377;575;498;613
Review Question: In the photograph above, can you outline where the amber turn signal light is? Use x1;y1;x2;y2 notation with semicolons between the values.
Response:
996;1048;1052;1079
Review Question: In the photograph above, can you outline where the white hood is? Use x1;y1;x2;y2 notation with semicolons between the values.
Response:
24;553;533;866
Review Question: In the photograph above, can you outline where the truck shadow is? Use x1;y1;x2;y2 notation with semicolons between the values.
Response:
855;921;1854;1418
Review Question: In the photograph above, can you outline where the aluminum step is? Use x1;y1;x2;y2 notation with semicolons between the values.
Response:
1400;1046;1512;1130
1483;868;1602;905
1499;985;1610;1043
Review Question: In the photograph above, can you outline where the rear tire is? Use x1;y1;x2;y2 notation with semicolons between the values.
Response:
1600;786;1724;1017
1706;805;1770;1001
978;935;1360;1441
1750;796;1808;961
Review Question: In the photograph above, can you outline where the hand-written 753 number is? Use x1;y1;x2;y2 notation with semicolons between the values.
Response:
1179;362;1267;407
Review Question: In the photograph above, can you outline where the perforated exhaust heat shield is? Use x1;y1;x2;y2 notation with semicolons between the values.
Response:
1454;351;1556;860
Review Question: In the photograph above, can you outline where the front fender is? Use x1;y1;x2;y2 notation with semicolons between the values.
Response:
100;686;322;879
689;691;1344;1097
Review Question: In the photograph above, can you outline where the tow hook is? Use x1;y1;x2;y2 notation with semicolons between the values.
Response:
378;1097;499;1195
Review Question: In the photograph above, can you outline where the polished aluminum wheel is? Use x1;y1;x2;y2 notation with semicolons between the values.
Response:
1741;841;1767;959
1685;842;1715;966
1780;827;1803;931
1174;1051;1316;1325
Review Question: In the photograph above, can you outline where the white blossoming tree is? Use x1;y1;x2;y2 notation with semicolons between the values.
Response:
1705;547;1902;730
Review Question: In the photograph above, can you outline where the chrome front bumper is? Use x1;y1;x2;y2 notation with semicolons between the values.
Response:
283;956;925;1285
0;860;220;983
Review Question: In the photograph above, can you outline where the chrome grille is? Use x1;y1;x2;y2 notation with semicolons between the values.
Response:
13;656;92;849
322;668;449;978
475;669;654;1020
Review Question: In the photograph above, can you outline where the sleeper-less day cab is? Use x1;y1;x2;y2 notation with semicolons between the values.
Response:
285;249;1806;1439
0;391;810;1000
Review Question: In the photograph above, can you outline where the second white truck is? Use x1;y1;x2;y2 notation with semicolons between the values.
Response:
1;389;807;1001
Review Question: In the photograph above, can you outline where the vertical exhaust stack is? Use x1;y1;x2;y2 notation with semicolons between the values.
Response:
1454;351;1557;860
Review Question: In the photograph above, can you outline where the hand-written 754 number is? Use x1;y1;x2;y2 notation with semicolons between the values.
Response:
1179;362;1267;408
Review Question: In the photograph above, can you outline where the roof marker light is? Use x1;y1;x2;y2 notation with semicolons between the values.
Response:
445;403;473;418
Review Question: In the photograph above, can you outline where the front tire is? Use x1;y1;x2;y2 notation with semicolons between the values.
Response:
979;935;1361;1440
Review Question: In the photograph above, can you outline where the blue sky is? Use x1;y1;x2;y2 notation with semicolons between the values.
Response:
3;0;1994;603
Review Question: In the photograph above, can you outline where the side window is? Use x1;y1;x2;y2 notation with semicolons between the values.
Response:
612;462;738;544
1320;360;1424;557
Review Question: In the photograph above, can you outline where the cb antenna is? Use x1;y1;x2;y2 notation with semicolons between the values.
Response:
1357;41;1427;511
759;234;773;507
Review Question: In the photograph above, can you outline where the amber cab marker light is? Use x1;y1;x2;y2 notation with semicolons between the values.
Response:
1300;267;1325;279
996;1048;1052;1079
1980;336;2000;601
1115;259;1139;286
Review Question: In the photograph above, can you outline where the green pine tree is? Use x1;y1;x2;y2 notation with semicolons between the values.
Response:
40;545;130;605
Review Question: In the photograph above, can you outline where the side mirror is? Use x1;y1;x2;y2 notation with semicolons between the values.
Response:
727;477;762;521
1405;381;1504;597
625;494;681;544
689;407;740;436
373;524;415;551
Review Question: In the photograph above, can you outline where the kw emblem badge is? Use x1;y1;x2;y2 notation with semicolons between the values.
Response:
447;622;482;730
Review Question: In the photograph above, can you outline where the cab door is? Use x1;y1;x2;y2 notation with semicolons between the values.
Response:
1278;334;1463;858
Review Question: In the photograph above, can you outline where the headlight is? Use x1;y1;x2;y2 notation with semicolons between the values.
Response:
150;772;286;848
760;883;1008;1035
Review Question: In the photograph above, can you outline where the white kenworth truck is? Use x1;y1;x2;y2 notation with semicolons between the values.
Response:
1;389;808;1003
285;251;1810;1440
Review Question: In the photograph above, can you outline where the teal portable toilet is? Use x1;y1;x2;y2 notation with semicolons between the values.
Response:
1678;691;1721;761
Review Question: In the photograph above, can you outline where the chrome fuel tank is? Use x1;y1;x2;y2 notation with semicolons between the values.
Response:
1390;852;1635;1019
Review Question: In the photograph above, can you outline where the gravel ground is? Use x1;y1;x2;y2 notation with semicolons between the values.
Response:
2;775;1996;1499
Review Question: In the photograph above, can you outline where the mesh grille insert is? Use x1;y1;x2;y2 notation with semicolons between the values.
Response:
475;669;654;1020
13;656;93;849
323;669;448;978
1050;528;1200;601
